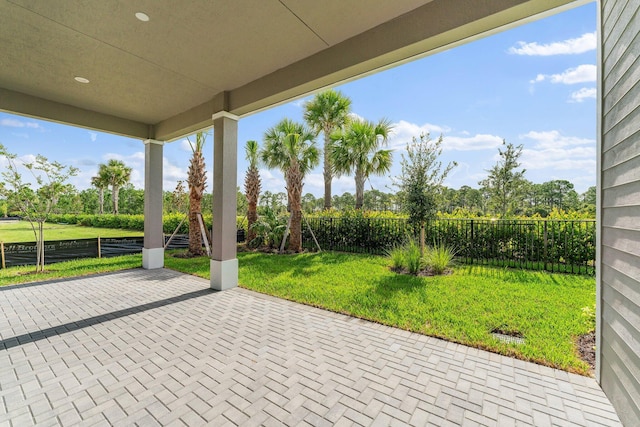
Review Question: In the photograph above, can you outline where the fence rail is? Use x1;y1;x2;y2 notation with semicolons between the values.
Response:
301;217;596;274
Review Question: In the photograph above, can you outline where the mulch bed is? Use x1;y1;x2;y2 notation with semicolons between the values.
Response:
577;331;596;372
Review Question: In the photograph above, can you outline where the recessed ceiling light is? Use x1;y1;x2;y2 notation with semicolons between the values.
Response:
74;76;90;84
135;12;150;22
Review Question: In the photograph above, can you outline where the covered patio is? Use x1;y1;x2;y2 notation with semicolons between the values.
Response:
1;0;639;424
0;270;621;425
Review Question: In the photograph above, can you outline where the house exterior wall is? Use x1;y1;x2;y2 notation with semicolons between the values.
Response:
599;0;640;425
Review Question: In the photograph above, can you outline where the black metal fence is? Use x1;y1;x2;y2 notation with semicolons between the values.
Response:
302;217;596;274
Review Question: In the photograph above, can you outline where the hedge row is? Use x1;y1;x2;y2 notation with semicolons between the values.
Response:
47;213;246;235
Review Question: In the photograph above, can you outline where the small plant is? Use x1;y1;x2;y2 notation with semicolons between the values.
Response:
248;207;287;249
425;244;456;274
581;304;596;332
405;239;422;274
386;244;406;271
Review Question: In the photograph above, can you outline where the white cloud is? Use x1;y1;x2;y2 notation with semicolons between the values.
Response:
89;131;97;142
569;87;597;102
509;32;596;56
443;134;504;151
519;130;595;173
180;139;193;152
0;118;42;129
530;64;596;85
387;120;451;150
520;130;595;149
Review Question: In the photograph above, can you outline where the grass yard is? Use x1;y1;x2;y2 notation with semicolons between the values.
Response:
0;220;142;243
0;254;142;287
166;251;596;375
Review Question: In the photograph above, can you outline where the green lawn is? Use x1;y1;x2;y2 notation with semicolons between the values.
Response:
166;251;595;375
0;249;595;375
0;254;142;287
0;220;142;243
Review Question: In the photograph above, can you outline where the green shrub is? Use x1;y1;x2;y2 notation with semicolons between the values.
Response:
385;244;406;270
425;244;456;275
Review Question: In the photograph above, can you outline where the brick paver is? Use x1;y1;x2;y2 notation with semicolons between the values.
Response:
0;269;621;426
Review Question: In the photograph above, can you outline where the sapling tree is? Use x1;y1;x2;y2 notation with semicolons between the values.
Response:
0;144;78;272
394;133;456;256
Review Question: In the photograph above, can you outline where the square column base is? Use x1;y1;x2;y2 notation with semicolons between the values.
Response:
210;258;238;290
142;248;164;269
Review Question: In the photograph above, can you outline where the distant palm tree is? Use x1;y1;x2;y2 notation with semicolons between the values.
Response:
331;118;393;209
304;90;352;210
99;159;132;215
91;168;110;214
187;132;207;256
244;140;262;244
261;119;319;252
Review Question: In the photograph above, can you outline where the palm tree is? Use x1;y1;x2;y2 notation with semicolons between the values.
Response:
261;119;319;252
187;131;207;256
330;118;393;209
100;159;132;215
244;140;262;244
304;90;352;210
91;168;110;214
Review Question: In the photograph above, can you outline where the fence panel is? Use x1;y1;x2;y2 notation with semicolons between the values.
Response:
302;217;595;274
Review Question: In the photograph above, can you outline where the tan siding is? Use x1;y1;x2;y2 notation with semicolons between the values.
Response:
603;154;640;188
603;206;640;231
600;0;640;424
603;131;640;169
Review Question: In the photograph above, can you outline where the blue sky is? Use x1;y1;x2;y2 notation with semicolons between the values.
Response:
0;3;597;197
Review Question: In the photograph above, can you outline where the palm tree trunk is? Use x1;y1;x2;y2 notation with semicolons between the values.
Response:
247;201;258;243
113;185;119;215
98;188;104;215
188;193;203;256
289;209;302;252
355;170;365;210
323;132;332;210
287;164;303;252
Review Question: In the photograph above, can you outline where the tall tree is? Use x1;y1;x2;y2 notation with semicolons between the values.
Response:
394;133;456;255
261;119;319;252
479;141;526;217
0;144;77;272
244;140;262;244
187;131;207;256
330;118;393;209
91;168;110;214
304;90;352;210
99;159;132;215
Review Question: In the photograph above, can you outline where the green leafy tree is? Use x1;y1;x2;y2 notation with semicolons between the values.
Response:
98;159;132;215
244;140;262;244
0;144;78;272
261;119;319;252
186;131;207;256
304;89;352;210
331;118;393;209
479;141;526;217
332;192;355;210
394;133;456;255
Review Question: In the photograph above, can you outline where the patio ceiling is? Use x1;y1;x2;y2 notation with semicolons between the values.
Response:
0;0;579;142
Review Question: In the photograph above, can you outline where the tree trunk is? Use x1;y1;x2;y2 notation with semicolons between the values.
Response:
113;185;120;215
188;193;203;256
289;209;302;252
323;132;332;210
98;188;104;215
247;201;258;243
355;170;365;210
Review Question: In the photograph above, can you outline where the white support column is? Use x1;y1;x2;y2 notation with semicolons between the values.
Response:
142;139;165;269
210;112;239;290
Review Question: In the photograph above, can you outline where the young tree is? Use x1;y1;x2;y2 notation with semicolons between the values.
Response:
261;119;319;252
330;118;393;209
186;131;207;256
304;90;352;210
244;140;262;244
0;144;78;272
479;141;526;217
394;133;456;255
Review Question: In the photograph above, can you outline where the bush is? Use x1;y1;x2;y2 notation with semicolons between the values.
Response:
424;244;456;274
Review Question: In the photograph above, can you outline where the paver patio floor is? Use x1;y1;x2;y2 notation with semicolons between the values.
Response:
0;269;621;426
